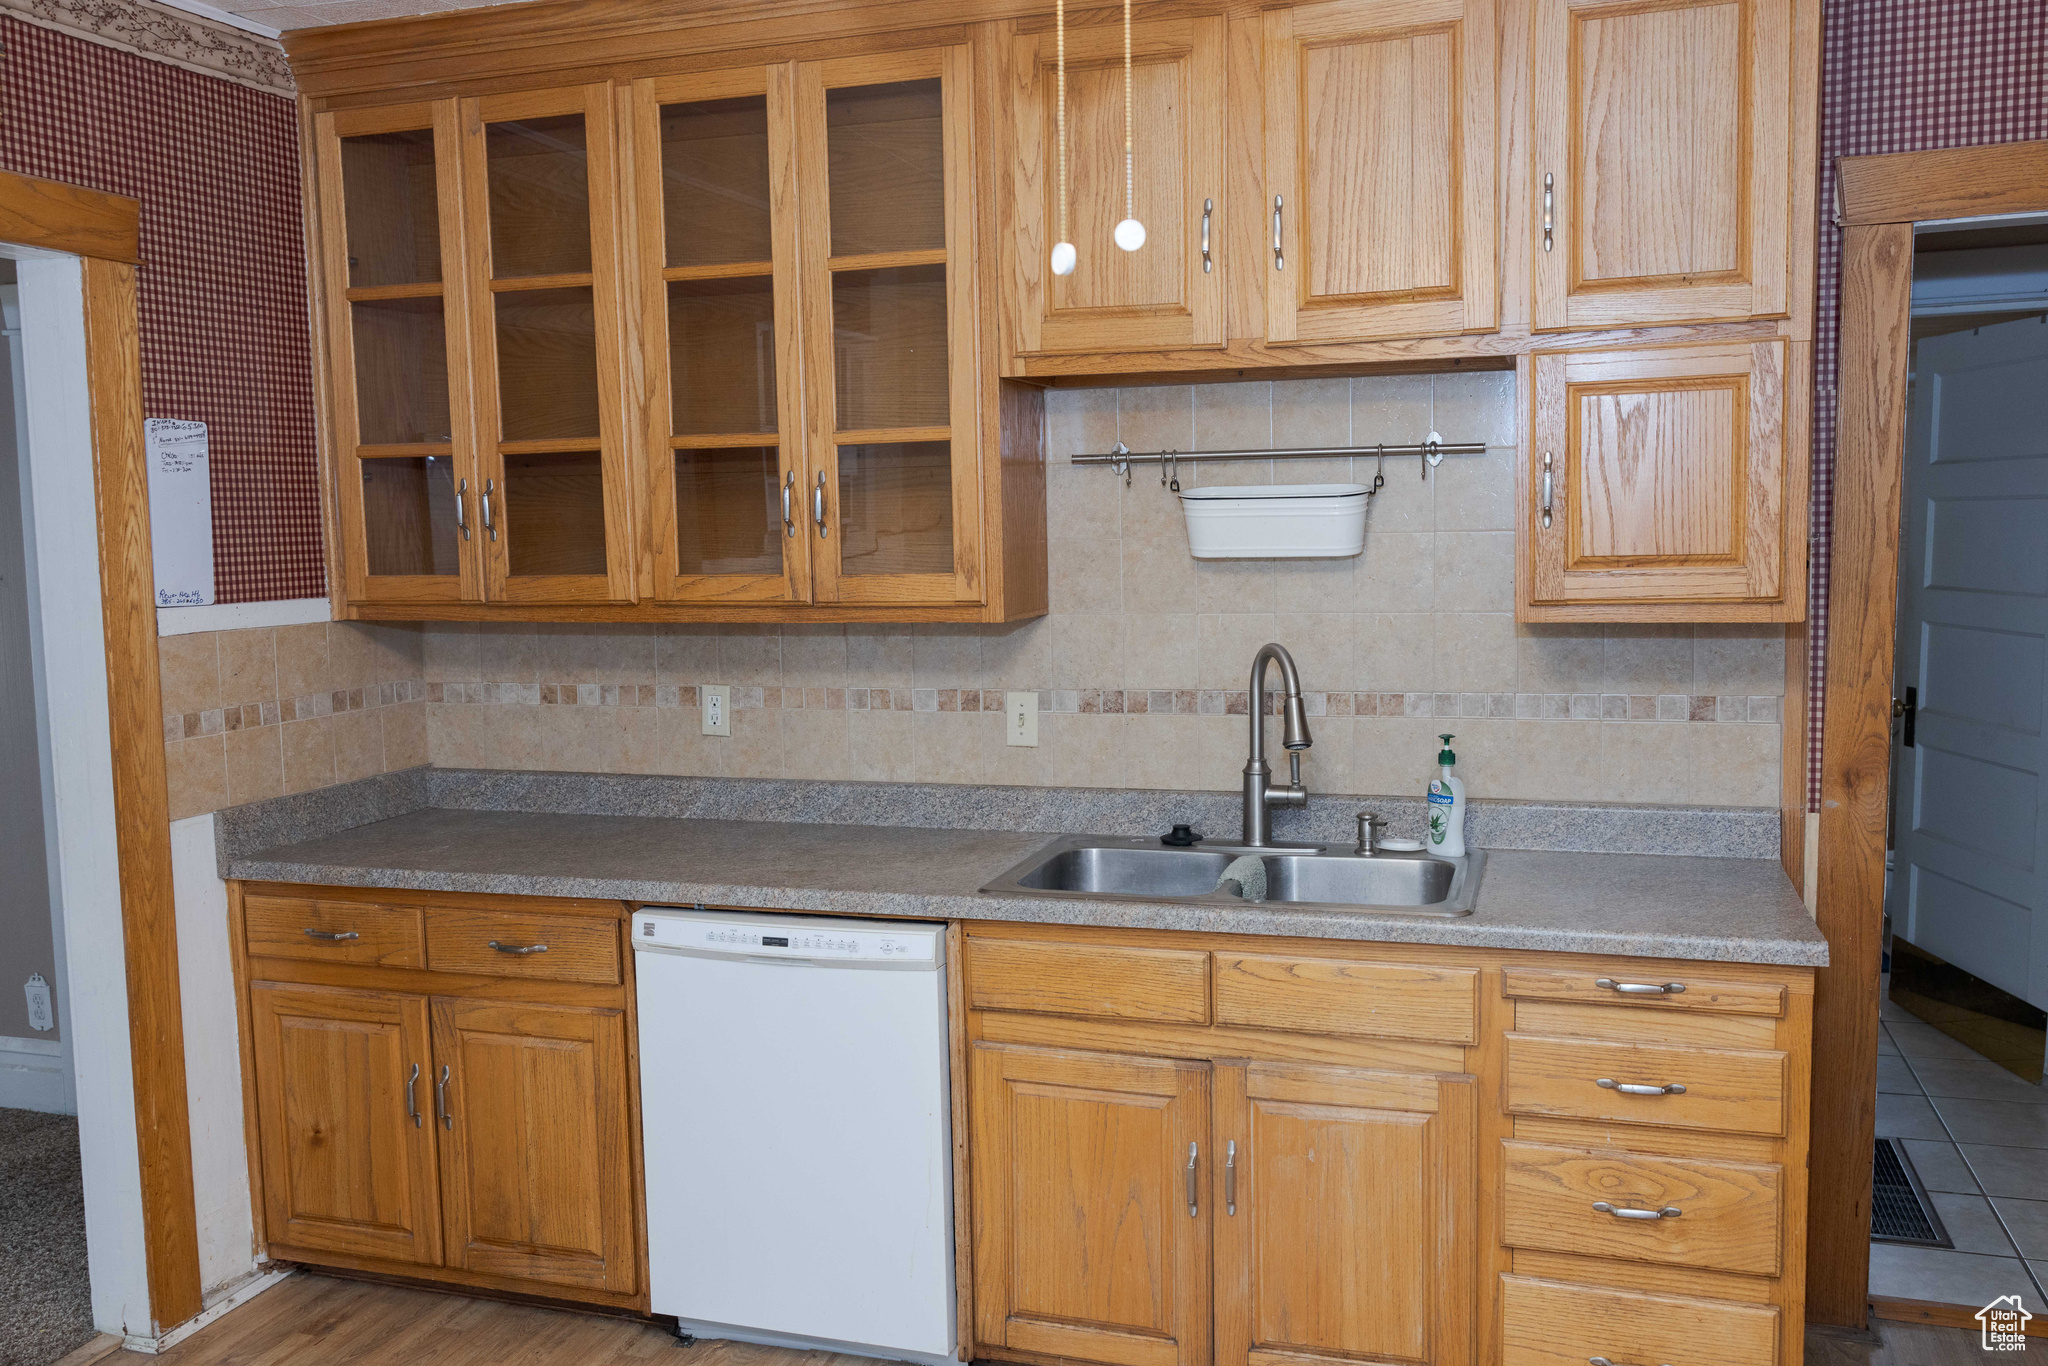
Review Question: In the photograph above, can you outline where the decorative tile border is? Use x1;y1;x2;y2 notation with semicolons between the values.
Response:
423;682;1781;723
165;679;425;742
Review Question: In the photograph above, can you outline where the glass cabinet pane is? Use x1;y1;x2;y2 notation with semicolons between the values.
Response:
339;129;442;287
826;80;944;256
495;287;599;440
362;455;460;576
670;277;777;436
503;451;608;577
487;114;592;279
832;264;949;430
674;447;783;575
351;296;451;445
837;441;953;576
661;97;772;267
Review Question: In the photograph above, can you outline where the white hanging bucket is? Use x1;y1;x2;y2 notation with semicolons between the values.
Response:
1178;483;1372;559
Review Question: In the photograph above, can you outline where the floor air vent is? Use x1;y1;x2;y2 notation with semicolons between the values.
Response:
1872;1136;1953;1247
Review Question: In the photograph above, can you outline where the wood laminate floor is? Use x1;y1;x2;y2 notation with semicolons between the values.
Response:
75;1273;2000;1366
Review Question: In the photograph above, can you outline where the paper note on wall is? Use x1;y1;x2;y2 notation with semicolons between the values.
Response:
145;418;215;607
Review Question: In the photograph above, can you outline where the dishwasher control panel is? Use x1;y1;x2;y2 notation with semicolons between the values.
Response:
635;907;942;965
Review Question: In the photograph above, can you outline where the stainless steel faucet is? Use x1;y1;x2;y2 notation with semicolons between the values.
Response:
1241;643;1312;846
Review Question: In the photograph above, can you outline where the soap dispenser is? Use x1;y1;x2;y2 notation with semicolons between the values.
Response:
1426;733;1467;857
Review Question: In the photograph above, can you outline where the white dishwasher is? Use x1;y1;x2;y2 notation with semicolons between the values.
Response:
632;907;955;1365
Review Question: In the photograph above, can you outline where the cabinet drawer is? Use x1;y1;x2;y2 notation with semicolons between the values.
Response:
243;895;424;968
1212;953;1477;1043
425;909;621;985
1501;1275;1779;1366
1502;967;1786;1017
1502;1141;1781;1275
966;937;1209;1023
1506;1034;1786;1135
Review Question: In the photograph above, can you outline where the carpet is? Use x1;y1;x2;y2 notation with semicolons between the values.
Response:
0;1106;94;1366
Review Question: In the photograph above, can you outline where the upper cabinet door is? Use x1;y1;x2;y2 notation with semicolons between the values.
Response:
316;102;481;608
461;85;636;604
795;47;984;606
1523;339;1796;618
1213;1063;1477;1366
1263;0;1498;345
1531;0;1791;330
1007;15;1226;357
631;66;812;605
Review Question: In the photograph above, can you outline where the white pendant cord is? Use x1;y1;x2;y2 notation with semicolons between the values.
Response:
1112;0;1146;252
1049;0;1076;276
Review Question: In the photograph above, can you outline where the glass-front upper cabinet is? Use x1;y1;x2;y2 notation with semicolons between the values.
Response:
795;48;983;606
631;66;809;603
316;102;479;606
459;85;635;604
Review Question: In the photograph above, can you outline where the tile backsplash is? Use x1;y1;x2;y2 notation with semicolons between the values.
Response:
416;373;1787;810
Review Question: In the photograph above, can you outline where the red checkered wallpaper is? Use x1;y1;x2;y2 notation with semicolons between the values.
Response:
0;17;325;603
1806;1;2048;810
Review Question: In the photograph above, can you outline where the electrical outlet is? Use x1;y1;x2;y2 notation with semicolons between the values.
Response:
702;685;731;736
24;973;53;1032
1005;690;1039;747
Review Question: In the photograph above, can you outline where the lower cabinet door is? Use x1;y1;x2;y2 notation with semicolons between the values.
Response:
970;1042;1212;1366
249;983;442;1265
431;998;637;1293
1212;1062;1478;1366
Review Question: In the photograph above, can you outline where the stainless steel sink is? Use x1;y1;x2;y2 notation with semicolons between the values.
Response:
982;835;1482;917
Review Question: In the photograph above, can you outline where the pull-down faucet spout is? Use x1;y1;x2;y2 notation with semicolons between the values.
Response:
1242;643;1312;847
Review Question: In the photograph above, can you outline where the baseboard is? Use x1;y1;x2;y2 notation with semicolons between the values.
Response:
120;1267;293;1354
0;1034;74;1114
1870;1295;2048;1337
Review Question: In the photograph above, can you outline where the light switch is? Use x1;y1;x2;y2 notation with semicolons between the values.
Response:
703;685;731;736
1005;690;1039;747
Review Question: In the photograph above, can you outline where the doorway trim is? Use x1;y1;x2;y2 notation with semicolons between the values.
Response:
1808;136;2048;1329
0;167;204;1332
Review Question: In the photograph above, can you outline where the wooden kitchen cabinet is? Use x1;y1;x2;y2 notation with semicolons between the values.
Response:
247;982;443;1267
233;885;644;1309
432;998;638;1293
1263;0;1498;344
1519;339;1804;621
1529;0;1793;330
1003;14;1226;357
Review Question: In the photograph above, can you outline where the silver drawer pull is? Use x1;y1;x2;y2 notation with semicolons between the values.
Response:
1593;1201;1681;1220
1185;1142;1199;1218
1595;978;1686;996
488;940;549;955
1590;1358;1673;1366
1225;1139;1237;1215
405;1062;422;1128
1597;1078;1687;1097
304;928;360;942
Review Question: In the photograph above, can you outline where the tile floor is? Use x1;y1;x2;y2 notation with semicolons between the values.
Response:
1874;989;2048;1307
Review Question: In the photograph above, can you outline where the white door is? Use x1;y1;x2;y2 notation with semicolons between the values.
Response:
1889;314;2048;1011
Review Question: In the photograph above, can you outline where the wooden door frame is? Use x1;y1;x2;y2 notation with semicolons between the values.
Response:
1807;137;2048;1329
0;167;204;1331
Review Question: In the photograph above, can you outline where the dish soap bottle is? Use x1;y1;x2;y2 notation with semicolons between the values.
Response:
1426;733;1466;857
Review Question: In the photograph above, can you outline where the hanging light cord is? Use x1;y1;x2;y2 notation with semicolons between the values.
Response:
1057;0;1068;249
1122;0;1133;224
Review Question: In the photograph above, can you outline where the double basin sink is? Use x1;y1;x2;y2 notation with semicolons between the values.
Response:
981;834;1483;918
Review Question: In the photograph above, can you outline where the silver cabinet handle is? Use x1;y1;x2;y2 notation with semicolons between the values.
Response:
303;928;360;942
436;1064;452;1130
481;478;497;541
813;471;828;538
1593;1201;1681;1220
405;1062;422;1128
1201;198;1213;274
488;940;548;955
1596;978;1687;996
781;470;796;537
1591;1358;1674;1366
1185;1141;1199;1217
1598;1078;1687;1096
1540;452;1553;529
455;478;470;541
1271;195;1284;271
1542;171;1554;253
1224;1139;1237;1215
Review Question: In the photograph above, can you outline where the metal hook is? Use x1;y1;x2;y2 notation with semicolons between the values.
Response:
1371;444;1386;497
1168;452;1181;493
